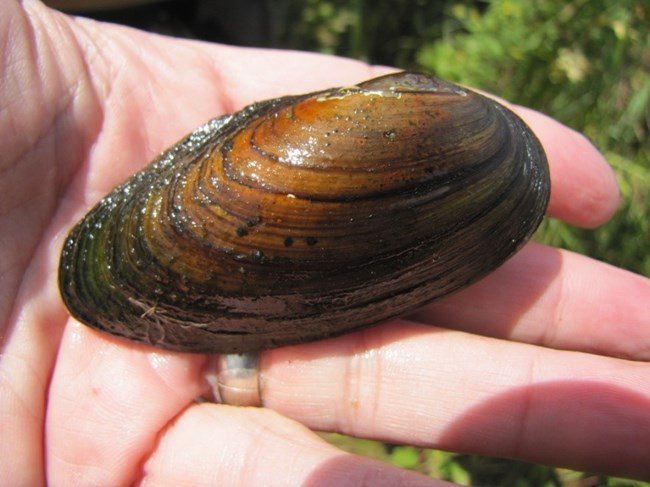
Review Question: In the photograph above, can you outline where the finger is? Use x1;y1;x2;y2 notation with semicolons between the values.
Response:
260;323;650;480
410;243;650;361
195;42;389;105
141;404;445;487
46;322;206;485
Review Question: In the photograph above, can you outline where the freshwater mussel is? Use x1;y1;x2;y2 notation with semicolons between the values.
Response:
59;72;550;354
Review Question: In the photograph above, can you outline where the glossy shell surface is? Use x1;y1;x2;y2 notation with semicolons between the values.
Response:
59;72;550;353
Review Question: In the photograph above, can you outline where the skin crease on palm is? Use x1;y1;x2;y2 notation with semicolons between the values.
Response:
0;0;649;485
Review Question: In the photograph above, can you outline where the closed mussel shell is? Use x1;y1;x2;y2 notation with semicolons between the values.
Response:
59;72;550;353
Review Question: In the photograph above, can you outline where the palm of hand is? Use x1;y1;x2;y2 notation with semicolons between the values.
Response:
1;2;649;485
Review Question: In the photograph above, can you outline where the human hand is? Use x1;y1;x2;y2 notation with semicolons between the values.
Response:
1;1;648;485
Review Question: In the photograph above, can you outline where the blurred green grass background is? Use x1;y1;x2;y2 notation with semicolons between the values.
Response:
50;0;650;483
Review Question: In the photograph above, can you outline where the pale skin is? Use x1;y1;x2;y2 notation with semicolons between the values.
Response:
1;1;649;485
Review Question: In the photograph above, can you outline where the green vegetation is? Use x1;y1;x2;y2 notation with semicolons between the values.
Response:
417;0;650;275
283;1;649;484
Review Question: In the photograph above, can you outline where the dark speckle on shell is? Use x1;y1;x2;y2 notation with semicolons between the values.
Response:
58;72;550;354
